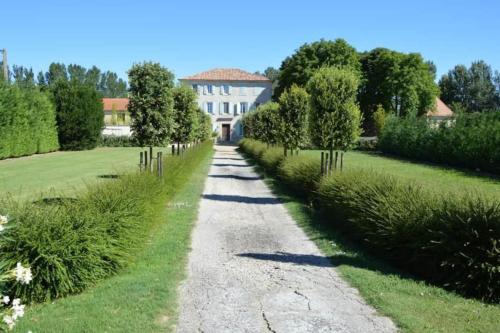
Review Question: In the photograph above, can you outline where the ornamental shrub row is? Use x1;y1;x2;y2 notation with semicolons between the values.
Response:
239;138;500;302
0;83;59;159
0;141;213;303
378;112;500;174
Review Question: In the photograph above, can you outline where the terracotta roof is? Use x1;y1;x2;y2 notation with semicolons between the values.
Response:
181;68;271;82
427;98;454;117
102;98;129;111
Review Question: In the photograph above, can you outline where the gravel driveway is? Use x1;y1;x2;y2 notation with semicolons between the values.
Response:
175;145;396;333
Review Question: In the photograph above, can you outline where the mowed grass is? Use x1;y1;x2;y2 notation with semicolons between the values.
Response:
0;147;170;200
302;150;500;197
13;145;213;332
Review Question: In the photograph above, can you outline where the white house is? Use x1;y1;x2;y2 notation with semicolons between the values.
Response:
179;68;272;141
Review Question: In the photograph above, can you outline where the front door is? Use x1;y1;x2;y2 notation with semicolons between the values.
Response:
221;124;230;141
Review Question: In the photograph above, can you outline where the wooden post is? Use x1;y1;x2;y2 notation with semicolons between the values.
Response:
144;151;148;168
329;148;333;173
139;152;144;171
177;142;180;155
334;151;338;170
321;152;324;176
149;146;153;166
171;144;175;155
325;153;330;176
340;152;344;171
157;152;161;177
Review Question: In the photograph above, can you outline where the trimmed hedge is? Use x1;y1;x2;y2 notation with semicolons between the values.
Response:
239;138;500;302
99;135;137;147
378;112;500;174
0;141;213;303
0;83;59;159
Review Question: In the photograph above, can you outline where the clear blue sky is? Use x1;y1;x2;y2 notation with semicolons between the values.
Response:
2;0;499;82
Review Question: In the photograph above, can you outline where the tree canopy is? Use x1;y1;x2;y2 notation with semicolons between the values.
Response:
307;66;362;151
171;85;198;146
128;62;175;147
274;39;360;98
277;84;309;152
439;60;499;112
359;48;439;122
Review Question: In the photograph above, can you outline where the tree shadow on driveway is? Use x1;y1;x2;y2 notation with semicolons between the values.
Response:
237;251;332;267
202;194;281;204
208;174;261;181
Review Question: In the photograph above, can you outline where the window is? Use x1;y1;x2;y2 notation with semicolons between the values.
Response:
207;102;213;114
207;84;213;94
223;102;229;114
117;113;126;125
192;84;198;93
223;85;230;95
239;87;246;96
240;102;248;114
233;104;238;116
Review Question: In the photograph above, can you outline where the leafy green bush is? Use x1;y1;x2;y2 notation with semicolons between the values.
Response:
0;141;213;303
52;80;104;150
0;83;59;159
240;138;500;302
379;112;500;174
99;135;137;147
277;154;321;195
260;146;286;174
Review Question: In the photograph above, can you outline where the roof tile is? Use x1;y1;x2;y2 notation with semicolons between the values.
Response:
181;68;271;82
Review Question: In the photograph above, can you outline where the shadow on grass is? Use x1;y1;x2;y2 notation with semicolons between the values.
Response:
33;197;79;206
97;174;120;179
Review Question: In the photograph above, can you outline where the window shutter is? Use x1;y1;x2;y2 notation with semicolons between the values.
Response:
219;84;223;95
219;102;223;115
203;85;207;95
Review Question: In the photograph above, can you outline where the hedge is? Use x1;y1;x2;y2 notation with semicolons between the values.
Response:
0;83;59;159
378;112;500;174
0;141;213;303
239;138;500;302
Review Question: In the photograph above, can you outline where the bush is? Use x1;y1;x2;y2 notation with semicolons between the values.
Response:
260;146;286;174
378;112;500;174
99;135;137;147
316;170;500;302
52;80;104;150
0;83;59;159
0;141;213;303
240;138;500;302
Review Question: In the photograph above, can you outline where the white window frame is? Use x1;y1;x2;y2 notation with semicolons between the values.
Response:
240;102;248;114
223;102;230;114
207;102;213;114
223;85;230;95
207;84;213;94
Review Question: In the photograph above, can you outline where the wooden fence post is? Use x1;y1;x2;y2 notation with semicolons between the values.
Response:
320;152;324;176
334;151;338;170
139;151;144;171
144;151;148;168
171;144;175;156
325;153;329;175
157;152;161;177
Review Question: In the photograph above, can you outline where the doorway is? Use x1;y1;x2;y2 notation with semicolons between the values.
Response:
221;124;231;141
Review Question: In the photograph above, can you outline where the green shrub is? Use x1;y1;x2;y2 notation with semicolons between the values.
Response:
316;169;500;302
242;138;500;302
99;135;137;147
379;112;500;174
0;83;59;159
277;154;321;195
0;141;213;303
52;80;104;150
260;146;285;174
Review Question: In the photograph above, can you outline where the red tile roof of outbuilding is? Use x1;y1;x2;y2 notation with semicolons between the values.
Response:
102;98;129;111
427;98;454;117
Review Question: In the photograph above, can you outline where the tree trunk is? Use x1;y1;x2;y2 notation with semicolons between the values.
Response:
329;148;333;172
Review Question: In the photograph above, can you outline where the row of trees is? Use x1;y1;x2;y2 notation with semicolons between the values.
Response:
128;62;212;152
6;63;128;97
243;66;361;170
271;38;500;133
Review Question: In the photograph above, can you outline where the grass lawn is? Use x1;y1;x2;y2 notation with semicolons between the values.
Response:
303;150;500;198
13;145;213;332
252;168;500;332
0;147;170;200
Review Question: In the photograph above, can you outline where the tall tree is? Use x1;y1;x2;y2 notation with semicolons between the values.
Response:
359;48;439;125
171;85;198;153
45;63;68;85
439;60;498;112
254;102;281;146
275;39;360;98
128;62;175;148
68;64;87;83
12;65;35;88
277;84;309;155
307;67;362;170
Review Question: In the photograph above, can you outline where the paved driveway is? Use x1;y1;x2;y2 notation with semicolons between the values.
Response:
176;145;396;333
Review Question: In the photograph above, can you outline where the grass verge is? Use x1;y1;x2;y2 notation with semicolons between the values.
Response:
12;144;213;332
256;165;500;333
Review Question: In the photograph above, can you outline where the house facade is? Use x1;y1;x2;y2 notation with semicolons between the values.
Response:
102;98;131;136
180;68;272;141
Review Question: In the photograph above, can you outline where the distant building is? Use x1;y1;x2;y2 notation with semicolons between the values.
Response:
102;98;131;136
426;98;454;121
180;68;272;141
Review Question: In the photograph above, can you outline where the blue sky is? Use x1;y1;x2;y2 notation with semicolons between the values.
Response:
2;0;499;82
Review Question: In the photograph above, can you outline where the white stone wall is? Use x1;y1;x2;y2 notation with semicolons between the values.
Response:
179;79;272;141
102;126;132;137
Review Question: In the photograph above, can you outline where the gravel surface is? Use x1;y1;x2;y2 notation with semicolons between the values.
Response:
175;145;397;333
